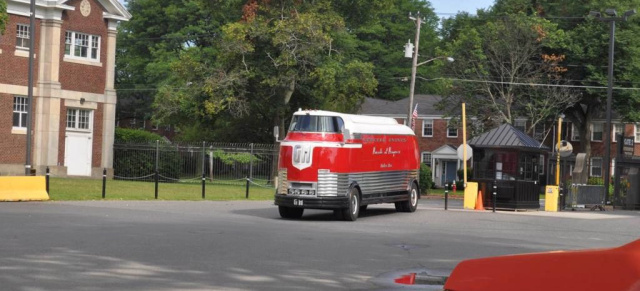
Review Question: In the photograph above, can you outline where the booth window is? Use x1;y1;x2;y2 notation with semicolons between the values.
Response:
288;115;343;133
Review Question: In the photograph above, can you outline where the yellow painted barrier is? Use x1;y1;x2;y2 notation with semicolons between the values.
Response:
545;185;558;212
0;176;50;201
464;182;478;210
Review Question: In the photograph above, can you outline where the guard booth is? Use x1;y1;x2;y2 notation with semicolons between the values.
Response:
469;124;549;210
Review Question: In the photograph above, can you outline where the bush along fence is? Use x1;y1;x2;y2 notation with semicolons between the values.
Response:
111;141;279;199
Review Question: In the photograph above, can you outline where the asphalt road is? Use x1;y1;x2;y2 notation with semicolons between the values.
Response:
0;198;638;290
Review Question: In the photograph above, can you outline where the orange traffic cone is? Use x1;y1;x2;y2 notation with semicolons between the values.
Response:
475;190;485;210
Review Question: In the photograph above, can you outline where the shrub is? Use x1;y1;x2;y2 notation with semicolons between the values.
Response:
113;128;181;180
115;127;163;143
419;164;433;194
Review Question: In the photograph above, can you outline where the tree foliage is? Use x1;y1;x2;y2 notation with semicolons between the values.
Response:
153;0;379;141
440;11;578;133
0;0;7;34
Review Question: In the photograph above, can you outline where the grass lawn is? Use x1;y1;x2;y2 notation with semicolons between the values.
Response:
425;188;464;198
49;178;275;201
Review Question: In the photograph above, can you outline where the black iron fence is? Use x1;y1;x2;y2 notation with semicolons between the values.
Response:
113;141;279;188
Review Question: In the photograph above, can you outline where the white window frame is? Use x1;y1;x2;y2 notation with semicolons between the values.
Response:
66;108;93;132
590;157;602;177
571;123;580;141
65;31;101;61
447;120;458;138
612;124;623;142
591;123;603;141
422;119;433;137
13;96;28;128
421;152;432;167
16;24;30;50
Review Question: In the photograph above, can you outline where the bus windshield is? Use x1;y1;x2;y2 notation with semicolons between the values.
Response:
288;115;344;133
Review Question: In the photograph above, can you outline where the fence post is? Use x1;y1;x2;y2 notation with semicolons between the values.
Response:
45;166;50;194
492;181;497;213
155;140;159;199
202;141;206;199
444;183;449;210
249;143;254;181
102;168;106;199
245;176;250;199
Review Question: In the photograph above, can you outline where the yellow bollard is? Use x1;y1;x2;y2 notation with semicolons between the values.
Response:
544;185;559;212
464;182;478;210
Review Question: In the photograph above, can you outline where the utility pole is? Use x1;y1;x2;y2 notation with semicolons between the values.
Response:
589;9;636;204
25;0;36;175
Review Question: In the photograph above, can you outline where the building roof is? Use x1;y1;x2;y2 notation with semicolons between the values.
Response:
7;0;131;21
358;95;446;117
469;123;550;151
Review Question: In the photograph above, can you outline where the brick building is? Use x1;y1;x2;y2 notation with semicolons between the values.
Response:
0;0;130;177
359;95;640;187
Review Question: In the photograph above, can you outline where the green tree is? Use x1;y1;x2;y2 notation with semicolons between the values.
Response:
0;0;7;34
440;11;578;132
487;0;640;156
115;0;244;125
153;0;378;140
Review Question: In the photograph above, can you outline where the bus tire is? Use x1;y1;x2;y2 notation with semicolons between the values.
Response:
399;182;419;213
341;187;360;221
279;206;304;219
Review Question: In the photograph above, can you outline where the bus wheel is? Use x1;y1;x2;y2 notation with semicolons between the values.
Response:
341;188;360;221
399;183;419;213
279;206;304;219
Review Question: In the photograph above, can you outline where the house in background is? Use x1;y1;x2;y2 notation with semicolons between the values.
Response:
0;0;131;177
359;95;640;188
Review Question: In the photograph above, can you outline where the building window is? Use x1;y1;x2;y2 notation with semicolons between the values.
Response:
65;31;100;61
16;24;30;49
421;152;432;167
590;157;602;177
422;119;433;137
533;123;545;141
591;123;603;141
447;121;458;138
67;108;92;131
612;124;623;142
636;124;640;143
571;124;580;141
13;96;28;128
514;120;526;132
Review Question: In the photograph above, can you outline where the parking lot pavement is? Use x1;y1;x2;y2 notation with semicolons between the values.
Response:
0;199;638;290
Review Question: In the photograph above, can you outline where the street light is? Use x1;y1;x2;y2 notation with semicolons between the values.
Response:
404;12;454;126
590;8;636;204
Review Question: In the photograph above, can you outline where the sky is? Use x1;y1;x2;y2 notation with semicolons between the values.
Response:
118;0;495;16
429;0;495;16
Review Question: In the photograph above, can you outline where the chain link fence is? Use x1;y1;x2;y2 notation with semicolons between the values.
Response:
113;141;279;188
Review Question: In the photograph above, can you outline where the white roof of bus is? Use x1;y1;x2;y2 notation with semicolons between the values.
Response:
293;110;415;136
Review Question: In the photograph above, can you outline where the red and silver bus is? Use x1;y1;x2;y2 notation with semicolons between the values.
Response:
274;109;420;221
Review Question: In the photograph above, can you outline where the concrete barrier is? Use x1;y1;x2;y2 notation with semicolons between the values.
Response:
0;176;50;201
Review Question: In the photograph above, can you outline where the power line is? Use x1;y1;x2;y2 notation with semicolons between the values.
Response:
416;76;640;91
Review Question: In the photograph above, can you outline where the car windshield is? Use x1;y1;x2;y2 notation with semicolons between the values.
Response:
288;115;343;133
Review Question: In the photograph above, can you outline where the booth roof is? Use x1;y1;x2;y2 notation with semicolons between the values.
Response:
469;123;550;151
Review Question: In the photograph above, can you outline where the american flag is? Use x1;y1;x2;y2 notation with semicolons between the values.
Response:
411;103;418;131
